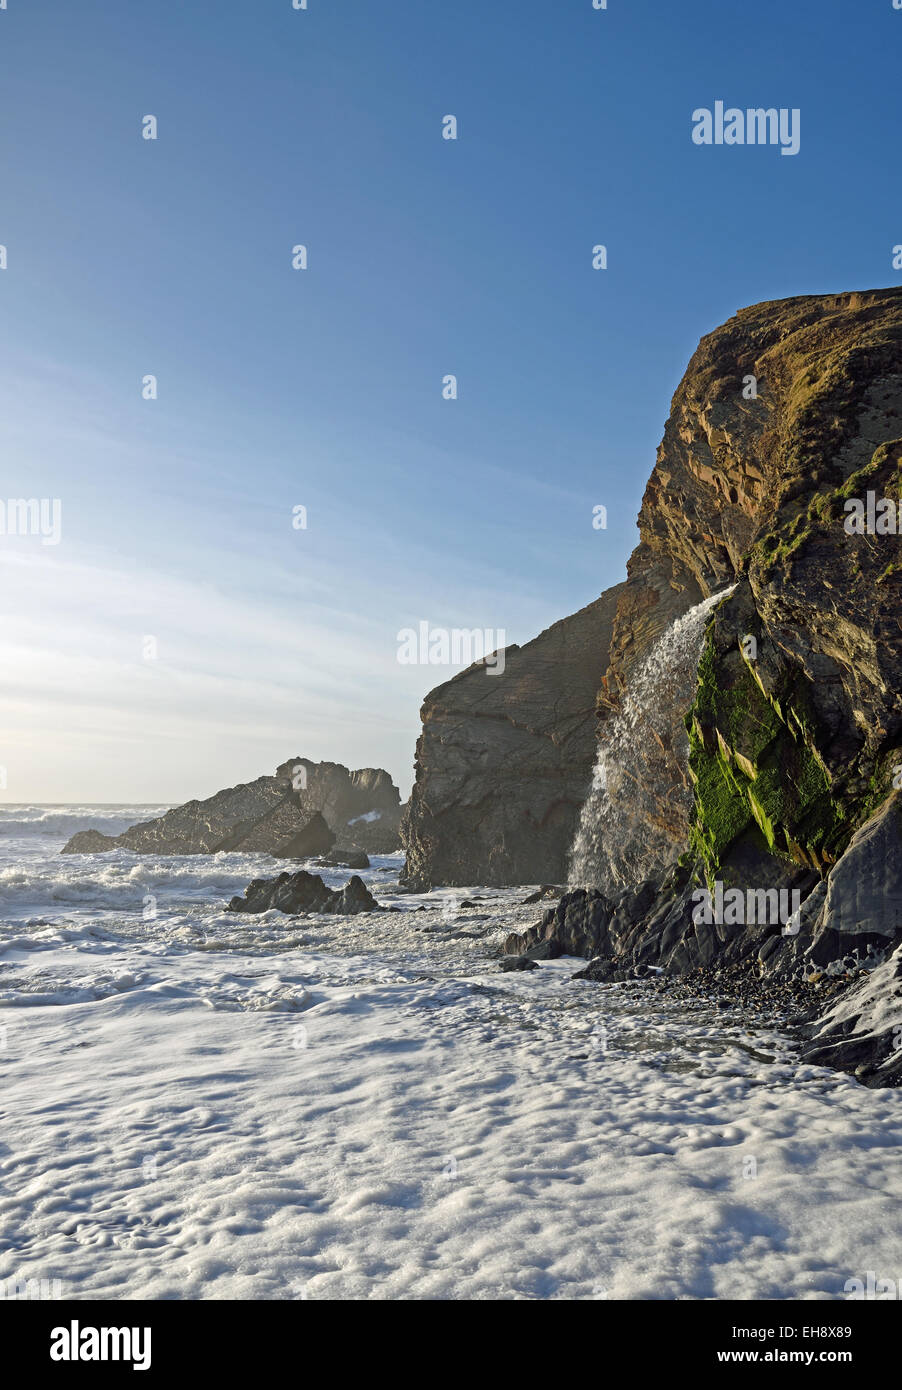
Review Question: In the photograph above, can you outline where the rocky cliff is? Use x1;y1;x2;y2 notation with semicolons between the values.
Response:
401;588;624;887
582;288;901;889
62;758;404;857
497;286;902;1081
590;288;902;875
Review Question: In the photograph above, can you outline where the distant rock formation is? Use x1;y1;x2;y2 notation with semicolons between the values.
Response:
227;870;380;916
400;588;624;887
62;759;404;857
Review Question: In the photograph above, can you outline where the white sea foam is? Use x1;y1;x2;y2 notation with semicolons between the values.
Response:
0;810;900;1301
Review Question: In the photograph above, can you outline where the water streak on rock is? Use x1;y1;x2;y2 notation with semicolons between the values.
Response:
568;587;736;890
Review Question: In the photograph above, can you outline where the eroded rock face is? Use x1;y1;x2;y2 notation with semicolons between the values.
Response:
604;292;899;687
227;870;380;916
400;588;624;888
761;793;902;977
61;759;403;857
799;943;902;1087
403;290;902;894
504;288;902;1080
275;761;402;853
681;294;902;885
559;288;902;895
598;288;902;870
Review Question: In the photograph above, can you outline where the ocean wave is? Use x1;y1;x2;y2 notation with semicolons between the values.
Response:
0;849;404;920
0;806;170;839
0;858;267;912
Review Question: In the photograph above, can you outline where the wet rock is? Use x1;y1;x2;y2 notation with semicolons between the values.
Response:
499;955;539;972
798;941;902;1087
522;937;563;961
318;848;371;870
227;871;381;916
572;957;618;982
521;885;562;904
60;829;120;854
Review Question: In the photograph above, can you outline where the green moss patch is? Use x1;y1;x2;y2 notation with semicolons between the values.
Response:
687;626;844;876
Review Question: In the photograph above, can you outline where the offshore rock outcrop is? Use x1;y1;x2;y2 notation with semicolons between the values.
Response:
504;287;902;1081
227;870;380;916
401;588;624;887
62;759;404;857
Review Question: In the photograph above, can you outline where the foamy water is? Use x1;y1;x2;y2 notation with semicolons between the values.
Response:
1;803;900;1300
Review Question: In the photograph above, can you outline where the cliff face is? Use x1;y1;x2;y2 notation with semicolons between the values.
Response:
504;286;902;1080
400;588;624;887
604;289;902;688
403;289;902;894
680;291;902;883
596;289;902;878
62;758;404;857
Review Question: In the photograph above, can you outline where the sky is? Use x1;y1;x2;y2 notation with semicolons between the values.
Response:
1;0;900;804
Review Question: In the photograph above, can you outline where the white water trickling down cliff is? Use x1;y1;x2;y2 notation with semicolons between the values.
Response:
568;587;736;891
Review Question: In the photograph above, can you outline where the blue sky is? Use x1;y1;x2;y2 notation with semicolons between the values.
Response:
1;0;900;802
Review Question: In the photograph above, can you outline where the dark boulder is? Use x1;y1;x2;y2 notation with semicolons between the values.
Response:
499;955;539;972
318;847;371;870
521;884;562;904
227;871;381;916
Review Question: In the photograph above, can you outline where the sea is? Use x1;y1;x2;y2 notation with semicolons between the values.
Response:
1;803;900;1300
